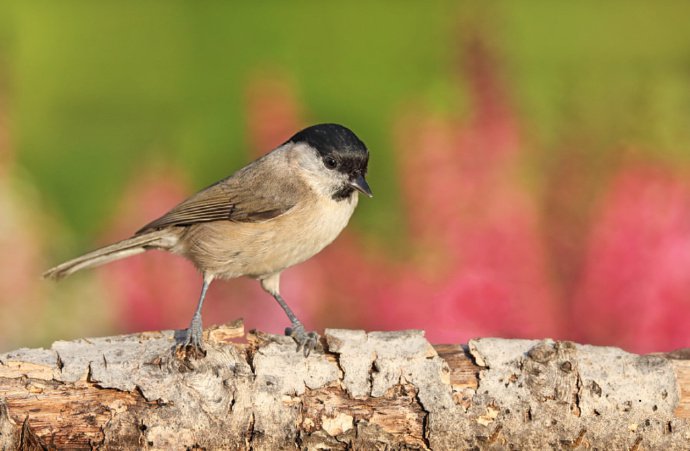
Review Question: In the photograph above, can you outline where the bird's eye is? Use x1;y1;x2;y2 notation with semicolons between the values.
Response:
324;157;338;170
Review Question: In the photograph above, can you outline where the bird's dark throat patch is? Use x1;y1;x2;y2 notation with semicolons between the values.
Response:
332;185;355;201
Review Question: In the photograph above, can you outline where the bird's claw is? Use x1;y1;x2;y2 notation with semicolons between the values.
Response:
285;324;320;357
175;319;206;360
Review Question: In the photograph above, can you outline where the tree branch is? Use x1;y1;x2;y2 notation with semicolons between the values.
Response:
1;321;689;449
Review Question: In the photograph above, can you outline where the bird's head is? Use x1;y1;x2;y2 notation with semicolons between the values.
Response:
287;123;372;201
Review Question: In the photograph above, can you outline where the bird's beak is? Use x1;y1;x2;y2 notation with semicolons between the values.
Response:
349;173;373;197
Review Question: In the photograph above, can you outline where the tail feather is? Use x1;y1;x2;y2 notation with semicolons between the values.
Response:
43;230;178;280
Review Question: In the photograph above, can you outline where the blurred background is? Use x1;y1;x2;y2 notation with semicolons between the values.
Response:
2;1;690;354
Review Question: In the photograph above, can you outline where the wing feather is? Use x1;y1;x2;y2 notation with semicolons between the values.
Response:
136;160;304;234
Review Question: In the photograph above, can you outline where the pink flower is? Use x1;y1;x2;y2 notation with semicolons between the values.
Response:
573;165;690;352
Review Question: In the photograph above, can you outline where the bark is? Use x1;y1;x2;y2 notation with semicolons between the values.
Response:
1;320;690;450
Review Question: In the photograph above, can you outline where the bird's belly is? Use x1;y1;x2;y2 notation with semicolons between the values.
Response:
179;195;358;279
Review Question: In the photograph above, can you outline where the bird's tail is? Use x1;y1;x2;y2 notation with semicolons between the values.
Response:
43;229;178;280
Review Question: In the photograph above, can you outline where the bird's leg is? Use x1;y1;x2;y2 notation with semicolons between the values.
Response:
177;274;213;359
260;273;319;356
272;293;319;356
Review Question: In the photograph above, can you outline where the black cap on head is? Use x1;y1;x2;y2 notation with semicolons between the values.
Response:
288;123;367;157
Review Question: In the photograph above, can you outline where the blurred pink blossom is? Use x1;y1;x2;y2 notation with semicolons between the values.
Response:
0;92;49;349
573;165;690;352
98;167;201;333
379;37;563;342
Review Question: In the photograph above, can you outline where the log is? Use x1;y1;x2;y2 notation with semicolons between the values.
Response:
1;320;690;450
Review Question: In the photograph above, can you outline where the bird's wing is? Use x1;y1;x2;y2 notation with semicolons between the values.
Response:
136;163;305;234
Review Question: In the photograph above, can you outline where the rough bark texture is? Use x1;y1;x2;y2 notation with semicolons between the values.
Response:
1;320;690;450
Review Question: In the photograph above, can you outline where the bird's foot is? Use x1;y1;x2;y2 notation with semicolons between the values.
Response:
175;315;206;360
285;323;320;357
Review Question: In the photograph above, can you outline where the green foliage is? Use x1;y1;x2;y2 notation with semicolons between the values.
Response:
500;1;690;156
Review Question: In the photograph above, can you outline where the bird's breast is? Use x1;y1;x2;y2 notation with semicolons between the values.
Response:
263;192;359;272
299;192;359;251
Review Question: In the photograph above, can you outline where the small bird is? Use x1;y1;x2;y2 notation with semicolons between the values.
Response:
43;123;372;358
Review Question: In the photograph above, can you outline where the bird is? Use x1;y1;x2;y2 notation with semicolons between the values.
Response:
43;123;372;358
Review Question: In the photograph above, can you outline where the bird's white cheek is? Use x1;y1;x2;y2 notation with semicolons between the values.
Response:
305;172;348;198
